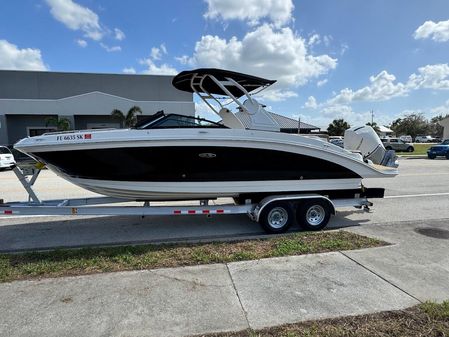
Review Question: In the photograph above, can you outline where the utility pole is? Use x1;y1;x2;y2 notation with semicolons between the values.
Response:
371;110;374;124
298;116;301;134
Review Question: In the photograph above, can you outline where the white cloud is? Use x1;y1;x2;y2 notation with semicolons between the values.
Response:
308;34;320;46
317;79;328;87
407;64;449;90
322;35;332;47
327;70;408;105
45;0;103;40
194;100;221;121
298;64;449;129
322;64;449;108
122;67;136;74
114;28;125;41
76;39;87;47
414;19;449;42
204;0;294;27
150;43;167;60
340;43;349;55
257;89;297;102
139;58;177;75
0;40;48;71
321;104;354;119
304;96;318;109
150;47;162;60
175;55;194;66
297;107;393;130
355;71;408;101
187;24;337;90
100;43;121;52
430;99;449;116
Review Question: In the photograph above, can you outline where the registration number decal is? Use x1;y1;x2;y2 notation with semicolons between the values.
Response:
56;134;92;141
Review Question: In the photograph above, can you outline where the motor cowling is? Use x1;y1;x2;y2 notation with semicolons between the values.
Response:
344;126;398;167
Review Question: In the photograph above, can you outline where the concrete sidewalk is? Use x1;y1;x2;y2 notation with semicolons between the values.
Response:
1;219;448;337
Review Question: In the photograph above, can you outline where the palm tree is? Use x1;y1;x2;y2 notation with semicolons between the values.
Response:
327;119;350;136
366;122;381;134
45;116;72;131
111;106;143;128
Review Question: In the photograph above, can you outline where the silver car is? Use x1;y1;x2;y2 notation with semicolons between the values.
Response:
381;138;414;152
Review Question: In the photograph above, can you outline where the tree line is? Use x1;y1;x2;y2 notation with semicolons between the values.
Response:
327;113;449;138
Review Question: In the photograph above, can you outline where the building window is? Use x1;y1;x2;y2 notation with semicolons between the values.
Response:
27;127;57;137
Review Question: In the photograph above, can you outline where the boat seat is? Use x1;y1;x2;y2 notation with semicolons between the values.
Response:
218;108;245;129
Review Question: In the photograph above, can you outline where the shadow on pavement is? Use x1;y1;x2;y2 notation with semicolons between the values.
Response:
0;210;372;253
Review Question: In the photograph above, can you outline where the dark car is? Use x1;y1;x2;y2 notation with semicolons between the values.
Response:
427;139;449;159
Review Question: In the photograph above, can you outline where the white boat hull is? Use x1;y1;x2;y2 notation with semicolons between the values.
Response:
63;175;363;200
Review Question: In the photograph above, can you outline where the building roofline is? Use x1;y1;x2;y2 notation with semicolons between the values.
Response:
0;69;174;78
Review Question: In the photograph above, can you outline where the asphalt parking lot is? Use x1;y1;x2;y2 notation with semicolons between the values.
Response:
0;157;448;252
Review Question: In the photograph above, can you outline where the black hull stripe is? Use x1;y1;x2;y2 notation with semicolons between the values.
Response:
32;146;360;182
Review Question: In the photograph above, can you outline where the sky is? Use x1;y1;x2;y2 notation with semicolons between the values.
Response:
1;0;449;129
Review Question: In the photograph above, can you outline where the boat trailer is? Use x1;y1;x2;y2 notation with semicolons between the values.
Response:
1;165;375;233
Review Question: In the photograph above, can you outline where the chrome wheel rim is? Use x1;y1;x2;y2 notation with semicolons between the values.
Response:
267;207;288;229
306;205;325;226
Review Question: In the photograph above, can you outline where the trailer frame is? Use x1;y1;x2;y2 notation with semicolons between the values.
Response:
1;165;375;233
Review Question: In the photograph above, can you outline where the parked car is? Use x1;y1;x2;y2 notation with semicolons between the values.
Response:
0;145;16;170
415;135;436;143
329;138;344;148
427;139;449;159
399;135;412;143
381;138;414;152
9;147;37;169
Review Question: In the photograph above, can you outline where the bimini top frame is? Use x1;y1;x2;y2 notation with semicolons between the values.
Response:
172;68;279;131
172;68;276;97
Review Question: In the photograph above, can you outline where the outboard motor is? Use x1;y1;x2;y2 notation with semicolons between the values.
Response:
344;126;398;168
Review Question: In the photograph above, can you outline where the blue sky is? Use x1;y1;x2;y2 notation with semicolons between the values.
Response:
1;0;449;128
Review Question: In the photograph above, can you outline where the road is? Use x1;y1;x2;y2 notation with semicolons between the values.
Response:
0;157;448;252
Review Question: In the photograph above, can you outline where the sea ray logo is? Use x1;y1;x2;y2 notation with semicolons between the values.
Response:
198;153;216;159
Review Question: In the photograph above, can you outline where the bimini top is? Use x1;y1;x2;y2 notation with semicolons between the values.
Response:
172;68;276;97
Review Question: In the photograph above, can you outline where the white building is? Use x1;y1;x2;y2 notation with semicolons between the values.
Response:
378;125;394;138
439;116;449;139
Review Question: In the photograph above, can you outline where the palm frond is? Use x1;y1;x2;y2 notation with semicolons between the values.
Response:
111;109;125;121
125;106;142;127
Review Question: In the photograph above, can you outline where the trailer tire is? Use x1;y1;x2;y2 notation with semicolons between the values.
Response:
259;201;294;234
297;199;331;231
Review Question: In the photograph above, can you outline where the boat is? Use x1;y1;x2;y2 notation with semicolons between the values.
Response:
13;68;398;201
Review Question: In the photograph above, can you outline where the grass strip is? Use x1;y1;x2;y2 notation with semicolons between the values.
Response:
199;301;449;337
0;230;384;283
410;143;432;155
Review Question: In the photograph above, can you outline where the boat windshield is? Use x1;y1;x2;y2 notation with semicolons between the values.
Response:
136;113;227;129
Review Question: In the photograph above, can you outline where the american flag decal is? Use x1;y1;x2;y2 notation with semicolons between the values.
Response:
84;134;92;139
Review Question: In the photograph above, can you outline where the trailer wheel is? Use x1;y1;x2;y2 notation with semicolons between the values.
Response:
297;199;331;231
259;201;294;234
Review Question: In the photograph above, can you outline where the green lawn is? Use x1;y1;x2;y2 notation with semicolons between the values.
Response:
0;230;385;283
411;143;432;155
